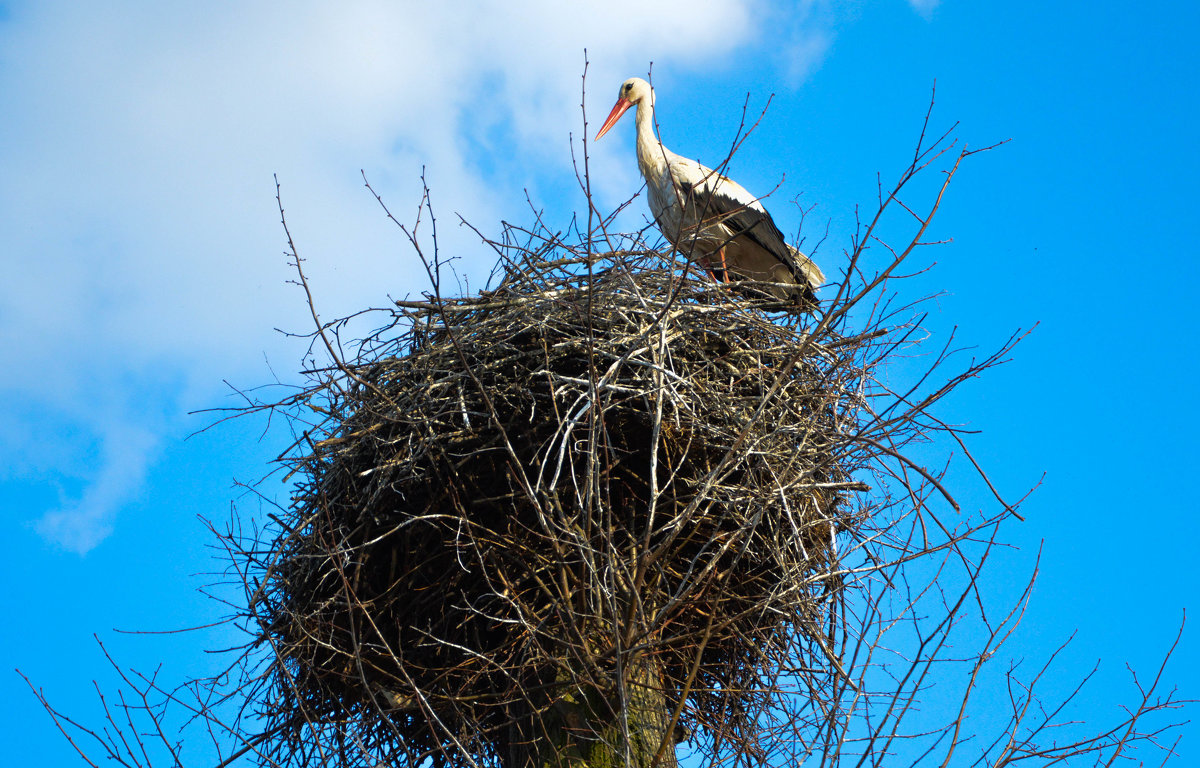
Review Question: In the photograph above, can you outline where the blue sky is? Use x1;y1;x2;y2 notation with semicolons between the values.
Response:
3;1;1196;764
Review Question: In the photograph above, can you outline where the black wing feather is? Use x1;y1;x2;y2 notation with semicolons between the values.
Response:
683;180;802;281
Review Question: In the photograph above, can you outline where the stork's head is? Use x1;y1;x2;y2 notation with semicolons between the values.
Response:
595;77;653;141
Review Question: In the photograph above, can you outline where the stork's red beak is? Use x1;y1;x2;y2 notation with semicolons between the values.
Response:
595;98;633;141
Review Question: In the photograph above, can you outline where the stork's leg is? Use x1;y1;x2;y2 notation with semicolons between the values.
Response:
703;248;730;284
716;246;730;283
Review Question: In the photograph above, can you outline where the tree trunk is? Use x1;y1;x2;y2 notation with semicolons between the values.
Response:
507;658;679;768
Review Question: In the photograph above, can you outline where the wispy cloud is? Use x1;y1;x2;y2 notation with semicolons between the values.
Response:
784;28;834;86
34;424;157;554
0;1;759;552
906;0;940;19
762;0;839;87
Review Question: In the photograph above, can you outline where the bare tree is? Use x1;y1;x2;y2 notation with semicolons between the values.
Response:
21;77;1189;768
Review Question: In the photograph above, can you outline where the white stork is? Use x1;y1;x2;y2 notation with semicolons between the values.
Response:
595;77;823;307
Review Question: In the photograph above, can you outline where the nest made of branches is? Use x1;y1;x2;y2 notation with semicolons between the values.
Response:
251;248;871;766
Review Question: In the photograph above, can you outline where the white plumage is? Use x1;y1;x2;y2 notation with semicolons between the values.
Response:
595;77;823;307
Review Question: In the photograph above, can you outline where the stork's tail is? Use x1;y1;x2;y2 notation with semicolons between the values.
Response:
787;247;824;309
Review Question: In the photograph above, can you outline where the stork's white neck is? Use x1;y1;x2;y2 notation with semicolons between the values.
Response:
634;97;669;181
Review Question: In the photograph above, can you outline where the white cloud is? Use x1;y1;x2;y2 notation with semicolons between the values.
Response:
0;0;761;551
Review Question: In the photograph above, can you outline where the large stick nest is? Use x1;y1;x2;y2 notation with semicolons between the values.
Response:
253;248;869;766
